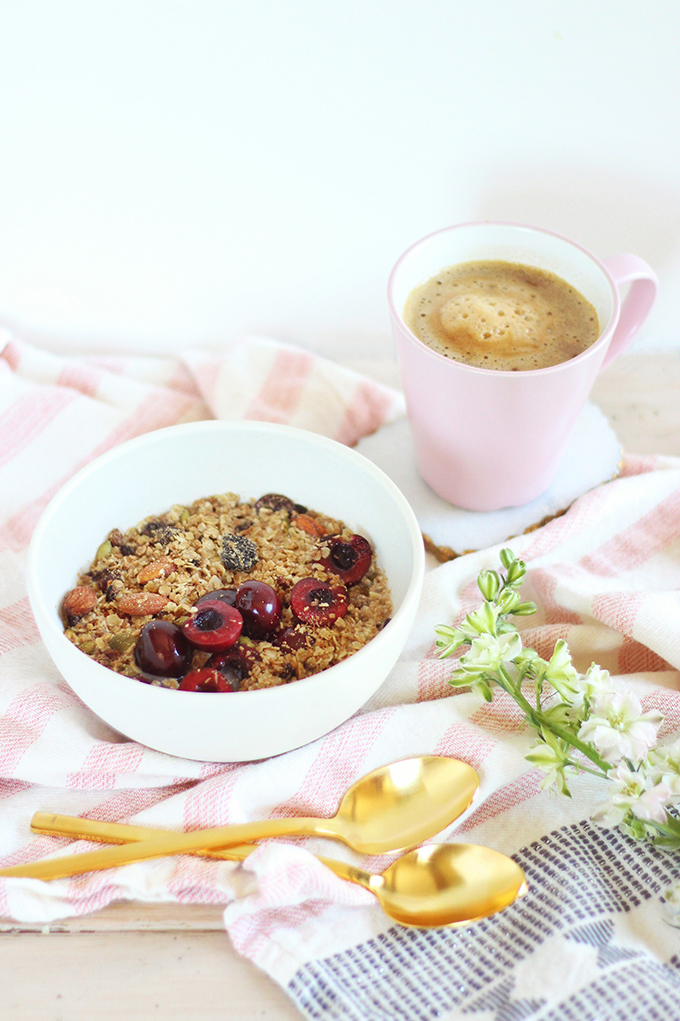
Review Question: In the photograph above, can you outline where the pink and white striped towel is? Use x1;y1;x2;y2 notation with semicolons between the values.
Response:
2;330;680;1020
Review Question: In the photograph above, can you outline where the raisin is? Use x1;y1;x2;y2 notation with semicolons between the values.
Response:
220;534;258;571
254;493;296;515
105;532;136;555
90;569;121;599
141;521;179;547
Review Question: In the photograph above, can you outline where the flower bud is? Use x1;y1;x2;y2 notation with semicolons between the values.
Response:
477;570;500;601
499;548;515;569
513;601;537;616
497;588;520;613
505;558;527;585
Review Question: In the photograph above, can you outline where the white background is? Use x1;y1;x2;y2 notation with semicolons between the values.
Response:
0;1;678;357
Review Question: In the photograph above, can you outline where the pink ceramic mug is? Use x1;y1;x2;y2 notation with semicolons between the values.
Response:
388;222;658;511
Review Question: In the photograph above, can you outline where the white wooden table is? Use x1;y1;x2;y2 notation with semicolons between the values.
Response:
2;351;679;1020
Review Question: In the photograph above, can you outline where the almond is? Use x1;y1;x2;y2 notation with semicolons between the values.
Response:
137;557;175;584
116;592;168;616
292;514;325;537
62;585;98;624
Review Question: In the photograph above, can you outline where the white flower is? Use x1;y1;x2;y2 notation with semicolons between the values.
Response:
632;783;673;822
663;882;680;925
577;690;663;765
581;663;616;701
544;640;578;683
525;737;572;794
592;762;672;827
543;640;580;699
647;738;680;797
461;630;523;673
564;663;615;710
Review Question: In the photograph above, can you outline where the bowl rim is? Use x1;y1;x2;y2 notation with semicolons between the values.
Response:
27;419;426;703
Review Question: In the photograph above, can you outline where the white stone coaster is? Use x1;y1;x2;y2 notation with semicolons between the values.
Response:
356;401;623;554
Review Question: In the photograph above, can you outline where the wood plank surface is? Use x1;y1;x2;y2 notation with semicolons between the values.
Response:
590;351;680;456
1;931;300;1020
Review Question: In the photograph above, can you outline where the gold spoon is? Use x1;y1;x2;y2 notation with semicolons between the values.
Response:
28;815;526;929
0;756;479;881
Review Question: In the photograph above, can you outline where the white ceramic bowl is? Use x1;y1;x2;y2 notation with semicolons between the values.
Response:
27;420;425;762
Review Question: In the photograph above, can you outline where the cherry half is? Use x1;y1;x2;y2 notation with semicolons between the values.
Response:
205;646;257;690
134;620;192;677
179;668;236;693
321;534;372;585
235;580;282;638
182;598;243;651
290;577;349;626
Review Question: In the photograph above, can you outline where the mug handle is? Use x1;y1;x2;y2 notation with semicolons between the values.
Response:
600;255;658;371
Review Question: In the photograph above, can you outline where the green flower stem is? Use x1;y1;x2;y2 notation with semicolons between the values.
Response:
563;761;609;780
642;815;680;841
493;668;610;776
439;551;680;852
536;718;610;776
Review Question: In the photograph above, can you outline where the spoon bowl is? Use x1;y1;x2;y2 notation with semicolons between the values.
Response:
357;842;527;928
323;754;480;853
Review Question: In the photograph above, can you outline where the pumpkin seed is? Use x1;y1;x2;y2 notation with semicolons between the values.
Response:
107;631;137;652
96;539;112;560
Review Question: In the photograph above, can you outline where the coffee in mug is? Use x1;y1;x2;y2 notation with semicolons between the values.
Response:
388;223;658;511
402;260;599;372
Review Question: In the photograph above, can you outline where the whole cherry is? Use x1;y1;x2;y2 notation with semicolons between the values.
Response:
196;588;237;607
235;580;282;638
134;620;192;677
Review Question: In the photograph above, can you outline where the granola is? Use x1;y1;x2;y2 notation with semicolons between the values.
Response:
62;491;393;691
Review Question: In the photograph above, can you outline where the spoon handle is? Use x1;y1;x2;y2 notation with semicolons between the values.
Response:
27;811;371;889
30;812;258;860
25;814;527;929
0;814;338;881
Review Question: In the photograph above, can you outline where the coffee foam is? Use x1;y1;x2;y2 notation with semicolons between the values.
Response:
403;260;599;371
